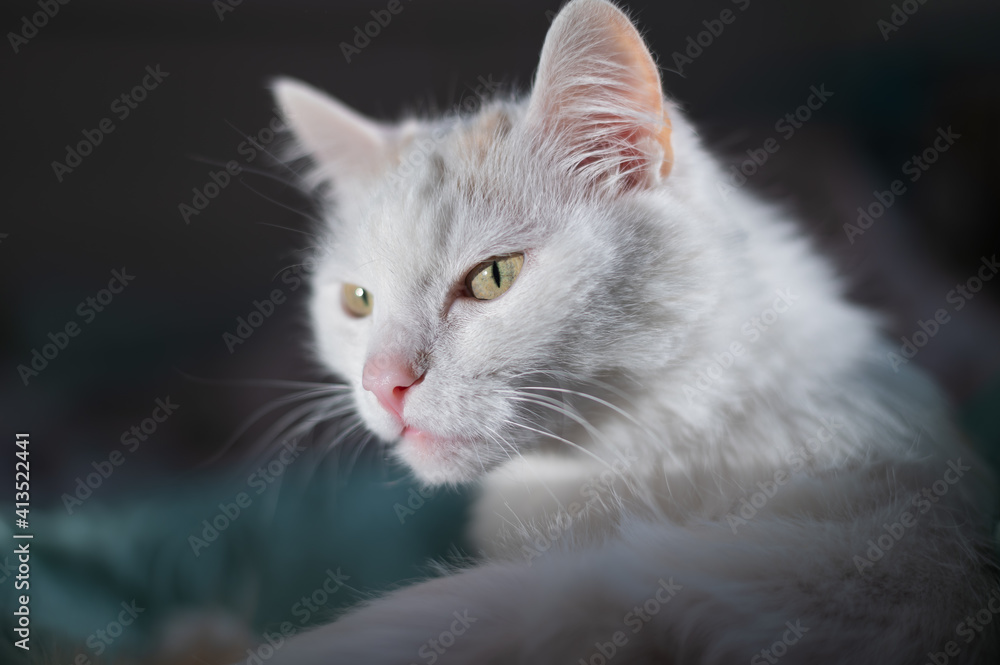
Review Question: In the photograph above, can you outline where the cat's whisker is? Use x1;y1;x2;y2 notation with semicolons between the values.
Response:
512;382;692;484
299;414;367;482
509;395;597;447
502;419;616;472
341;417;377;475
517;386;647;432
226;397;352;526
481;428;516;468
495;508;529;536
223;119;310;183
502;392;615;453
174;369;348;392
256;220;323;241
253;414;361;531
482;425;571;513
276;256;323;276
516;385;668;465
501;390;574;422
238;179;327;226
185;154;304;194
511;366;641;398
509;368;646;417
239;395;354;473
197;387;350;469
472;443;487;474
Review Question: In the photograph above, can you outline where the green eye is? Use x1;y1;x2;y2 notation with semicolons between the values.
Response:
466;253;524;300
342;283;373;317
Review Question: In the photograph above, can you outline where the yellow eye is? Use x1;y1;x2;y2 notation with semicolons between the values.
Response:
466;253;524;300
342;283;373;317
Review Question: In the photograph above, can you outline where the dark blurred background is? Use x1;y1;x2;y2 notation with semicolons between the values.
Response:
1;0;999;661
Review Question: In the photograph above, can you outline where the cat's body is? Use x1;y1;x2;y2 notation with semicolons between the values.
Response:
260;1;999;662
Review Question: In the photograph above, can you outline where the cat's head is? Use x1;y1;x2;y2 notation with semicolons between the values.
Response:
274;0;724;484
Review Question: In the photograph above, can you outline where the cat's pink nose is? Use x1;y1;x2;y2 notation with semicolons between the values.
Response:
362;355;422;422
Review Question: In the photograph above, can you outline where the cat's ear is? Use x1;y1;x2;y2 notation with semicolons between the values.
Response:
272;78;390;186
527;0;673;191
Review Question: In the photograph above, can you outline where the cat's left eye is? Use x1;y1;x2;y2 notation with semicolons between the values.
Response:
342;283;373;317
465;253;524;300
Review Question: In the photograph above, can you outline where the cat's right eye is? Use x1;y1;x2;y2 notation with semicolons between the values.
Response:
342;283;373;318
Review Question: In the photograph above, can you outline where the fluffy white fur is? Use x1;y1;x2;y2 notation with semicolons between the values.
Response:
258;1;1000;662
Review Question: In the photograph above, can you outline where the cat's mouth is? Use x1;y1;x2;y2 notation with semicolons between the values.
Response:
392;423;489;483
399;425;458;454
401;425;433;447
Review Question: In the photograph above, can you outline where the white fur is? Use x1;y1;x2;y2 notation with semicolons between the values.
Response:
260;0;1000;662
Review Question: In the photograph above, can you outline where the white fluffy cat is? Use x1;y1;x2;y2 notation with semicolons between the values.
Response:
258;0;1000;662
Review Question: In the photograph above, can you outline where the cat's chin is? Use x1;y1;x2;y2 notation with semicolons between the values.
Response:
393;426;492;485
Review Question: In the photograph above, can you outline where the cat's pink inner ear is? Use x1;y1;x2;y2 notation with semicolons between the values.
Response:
528;0;673;188
271;78;388;181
